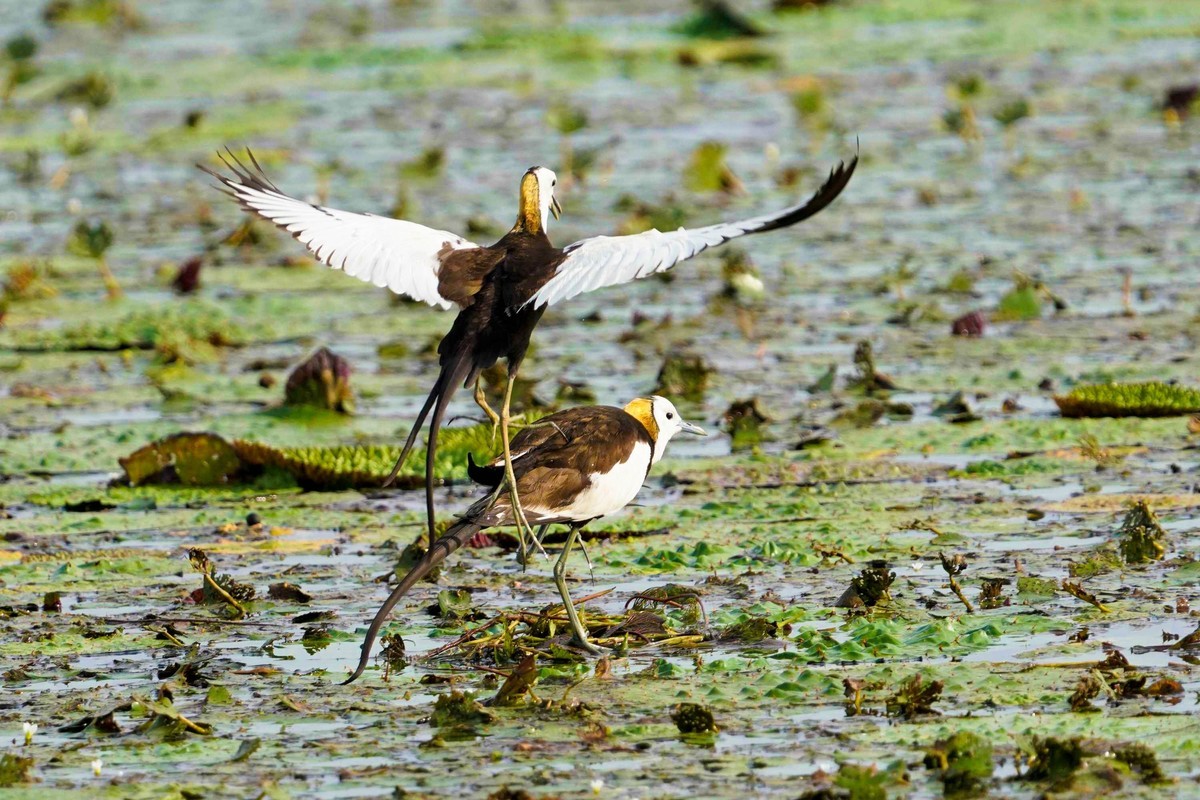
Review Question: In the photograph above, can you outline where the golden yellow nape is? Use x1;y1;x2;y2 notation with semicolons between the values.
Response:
513;172;541;233
622;397;659;441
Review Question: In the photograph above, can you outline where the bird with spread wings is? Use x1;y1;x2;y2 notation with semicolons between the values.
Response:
202;148;857;557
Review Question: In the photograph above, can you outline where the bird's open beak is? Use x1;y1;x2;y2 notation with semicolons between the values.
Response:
679;420;707;436
550;196;562;220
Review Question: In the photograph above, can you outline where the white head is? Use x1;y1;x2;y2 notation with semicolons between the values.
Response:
623;395;707;463
515;166;561;234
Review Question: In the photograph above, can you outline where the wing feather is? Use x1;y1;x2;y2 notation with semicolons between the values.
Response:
527;154;857;309
200;149;482;310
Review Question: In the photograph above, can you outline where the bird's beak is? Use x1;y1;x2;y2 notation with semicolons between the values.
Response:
679;420;707;436
550;196;562;220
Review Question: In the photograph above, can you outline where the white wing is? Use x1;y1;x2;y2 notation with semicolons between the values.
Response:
202;150;480;310
527;155;857;309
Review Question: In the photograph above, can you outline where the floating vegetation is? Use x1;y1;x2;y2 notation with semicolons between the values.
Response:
284;347;355;414
933;391;981;424
675;0;765;39
722;397;770;450
923;731;993;797
993;97;1031;128
400;147;445;180
429;690;496;729
684;141;743;194
719;249;764;301
886;673;943;719
671;702;717;734
233;424;498;490
677;40;779;69
848;340;897;395
1117;499;1167;564
789;78;828;127
55;71;115;109
1113;743;1168;785
546;101;588;135
119;432;246;486
837;561;894;608
1054;381;1200;418
42;0;145;29
994;283;1041;321
2;261;56;302
6;303;246;352
3;34;38;104
66;218;120;300
189;547;253;618
654;352;712;403
1024;736;1084;783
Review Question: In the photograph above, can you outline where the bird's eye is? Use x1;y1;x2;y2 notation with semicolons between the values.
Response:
666;412;674;420
551;180;556;187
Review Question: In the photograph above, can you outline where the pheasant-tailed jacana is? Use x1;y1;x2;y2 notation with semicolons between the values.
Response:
342;395;704;683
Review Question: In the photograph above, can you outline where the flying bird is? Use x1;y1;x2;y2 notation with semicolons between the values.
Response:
342;395;705;683
202;148;857;556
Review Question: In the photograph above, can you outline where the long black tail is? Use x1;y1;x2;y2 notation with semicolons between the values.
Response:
342;515;486;685
383;355;473;540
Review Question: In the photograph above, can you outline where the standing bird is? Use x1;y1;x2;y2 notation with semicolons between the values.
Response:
342;394;705;684
202;149;856;555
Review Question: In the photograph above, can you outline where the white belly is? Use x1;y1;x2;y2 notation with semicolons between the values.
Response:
528;442;652;522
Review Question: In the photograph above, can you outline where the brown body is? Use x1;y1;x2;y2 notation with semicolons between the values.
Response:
402;224;567;537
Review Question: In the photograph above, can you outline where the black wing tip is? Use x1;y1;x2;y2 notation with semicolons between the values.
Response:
198;145;283;195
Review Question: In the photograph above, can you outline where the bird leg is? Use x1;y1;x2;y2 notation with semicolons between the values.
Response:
534;524;593;576
500;372;546;568
473;376;500;441
553;523;603;655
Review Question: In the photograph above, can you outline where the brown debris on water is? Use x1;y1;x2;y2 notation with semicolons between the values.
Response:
284;347;354;413
950;310;986;337
172;256;203;294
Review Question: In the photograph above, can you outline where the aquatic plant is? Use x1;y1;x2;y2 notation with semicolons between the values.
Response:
3;34;38;104
654;352;712;403
1024;736;1083;783
1117;499;1167;564
1055;381;1200;418
684;141;743;194
675;0;765;39
119;432;245;486
233;421;499;490
55;71;114;109
722;397;770;450
671;702;717;733
1113;743;1168;785
284;347;355;414
923;731;994;797
66;219;120;300
886;673;943;718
